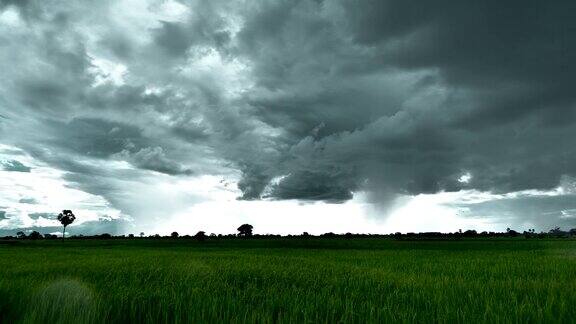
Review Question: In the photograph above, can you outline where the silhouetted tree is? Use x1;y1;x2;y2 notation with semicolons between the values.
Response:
140;232;145;238
57;210;76;239
171;231;179;238
549;227;566;237
507;228;519;237
128;234;135;238
194;231;207;241
29;231;42;240
237;224;253;237
463;230;477;237
16;231;26;239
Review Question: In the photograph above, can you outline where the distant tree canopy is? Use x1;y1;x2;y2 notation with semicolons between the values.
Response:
171;231;179;238
237;224;253;237
194;231;207;241
28;231;42;240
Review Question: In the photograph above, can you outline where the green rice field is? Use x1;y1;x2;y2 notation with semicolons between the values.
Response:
1;238;575;323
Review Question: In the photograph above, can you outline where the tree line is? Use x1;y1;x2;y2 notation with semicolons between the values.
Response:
2;210;576;240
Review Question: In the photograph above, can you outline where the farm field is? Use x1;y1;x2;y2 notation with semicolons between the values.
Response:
0;238;575;323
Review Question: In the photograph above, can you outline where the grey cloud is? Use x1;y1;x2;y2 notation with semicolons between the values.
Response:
236;165;272;200
0;218;131;236
1;160;31;172
1;0;575;229
114;146;193;176
0;226;62;237
97;33;134;60
0;0;36;19
152;3;232;59
453;194;576;230
44;117;144;158
19;198;38;204
153;21;194;58
268;171;354;203
73;218;134;236
225;0;576;206
341;0;576;127
0;210;6;220
28;212;54;220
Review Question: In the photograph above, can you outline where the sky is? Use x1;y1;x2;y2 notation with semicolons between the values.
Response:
1;0;576;236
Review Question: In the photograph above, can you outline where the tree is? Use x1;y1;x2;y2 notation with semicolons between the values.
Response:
463;230;477;237
16;231;26;239
237;224;253;237
29;231;42;240
194;231;207;241
140;232;145;238
549;227;566;237
57;210;76;239
171;231;179;238
507;228;519;237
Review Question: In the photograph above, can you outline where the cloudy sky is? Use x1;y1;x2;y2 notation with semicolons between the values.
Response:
1;0;575;236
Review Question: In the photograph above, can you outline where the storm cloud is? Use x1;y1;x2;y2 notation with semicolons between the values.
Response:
1;0;575;232
1;160;31;172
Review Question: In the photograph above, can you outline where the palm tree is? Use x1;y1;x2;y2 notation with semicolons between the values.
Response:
57;210;76;239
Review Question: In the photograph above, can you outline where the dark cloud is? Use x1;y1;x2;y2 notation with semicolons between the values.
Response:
1;0;575;230
226;0;576;205
268;171;354;203
0;210;6;220
44;117;144;158
1;160;31;172
153;21;194;58
114;146;193;176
